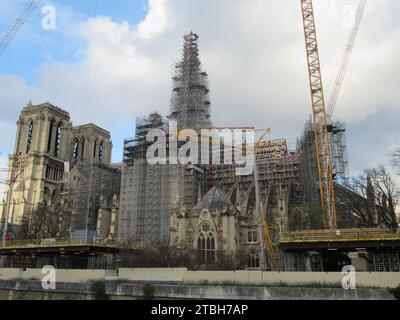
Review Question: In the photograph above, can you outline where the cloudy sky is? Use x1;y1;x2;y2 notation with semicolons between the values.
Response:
0;0;399;193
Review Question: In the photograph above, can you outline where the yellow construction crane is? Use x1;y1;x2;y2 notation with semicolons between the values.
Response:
300;0;337;229
327;0;367;117
252;129;278;270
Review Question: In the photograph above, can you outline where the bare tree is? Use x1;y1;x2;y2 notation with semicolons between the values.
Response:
116;242;249;270
367;166;399;232
390;147;400;174
29;199;70;240
337;165;399;232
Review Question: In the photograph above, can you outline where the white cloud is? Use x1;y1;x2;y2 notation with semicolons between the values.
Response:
0;0;399;176
83;17;155;80
35;15;169;128
137;0;168;40
0;75;47;123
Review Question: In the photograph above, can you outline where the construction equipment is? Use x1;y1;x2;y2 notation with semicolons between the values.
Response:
252;128;278;270
327;0;367;117
300;0;337;228
259;209;278;269
0;0;42;54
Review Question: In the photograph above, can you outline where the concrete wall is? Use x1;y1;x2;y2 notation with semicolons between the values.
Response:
122;269;400;289
0;268;399;289
0;268;105;283
118;268;187;283
0;280;93;300
0;280;395;300
109;283;396;300
0;269;21;280
184;271;400;289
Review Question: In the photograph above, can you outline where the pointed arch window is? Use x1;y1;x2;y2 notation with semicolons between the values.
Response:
81;138;85;161
54;122;62;157
72;138;79;162
93;140;97;159
26;121;34;154
197;222;216;265
99;141;104;162
47;120;54;152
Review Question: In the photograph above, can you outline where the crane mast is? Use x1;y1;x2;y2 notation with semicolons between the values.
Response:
300;0;337;228
253;128;277;270
0;0;42;54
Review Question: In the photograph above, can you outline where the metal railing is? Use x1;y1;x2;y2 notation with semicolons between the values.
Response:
0;238;154;250
280;228;400;243
0;238;117;249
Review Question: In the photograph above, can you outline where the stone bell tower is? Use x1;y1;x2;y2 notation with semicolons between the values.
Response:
1;102;72;237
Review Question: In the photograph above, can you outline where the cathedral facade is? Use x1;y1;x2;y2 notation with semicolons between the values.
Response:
170;185;261;268
0;102;120;240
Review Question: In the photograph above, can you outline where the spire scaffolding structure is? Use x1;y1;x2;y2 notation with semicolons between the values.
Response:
169;32;212;129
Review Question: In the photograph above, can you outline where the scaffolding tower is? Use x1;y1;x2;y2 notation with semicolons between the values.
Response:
123;112;166;165
298;119;350;229
119;110;206;244
119;33;214;244
169;32;212;129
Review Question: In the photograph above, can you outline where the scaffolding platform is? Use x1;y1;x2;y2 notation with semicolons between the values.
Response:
279;228;400;250
0;238;117;255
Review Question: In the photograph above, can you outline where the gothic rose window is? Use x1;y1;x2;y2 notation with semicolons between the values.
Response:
197;223;216;265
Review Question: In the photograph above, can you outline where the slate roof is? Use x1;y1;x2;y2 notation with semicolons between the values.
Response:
193;185;234;210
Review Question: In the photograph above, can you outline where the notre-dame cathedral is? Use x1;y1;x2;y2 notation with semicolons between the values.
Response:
0;102;120;240
0;33;360;271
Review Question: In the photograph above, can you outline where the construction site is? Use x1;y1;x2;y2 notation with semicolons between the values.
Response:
0;0;399;276
117;0;400;272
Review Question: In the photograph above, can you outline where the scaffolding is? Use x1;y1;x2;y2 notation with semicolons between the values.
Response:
62;161;121;232
169;32;212;129
329;121;349;185
211;140;304;215
120;112;171;243
257;139;288;160
298;119;350;229
208;139;305;269
119;33;213;244
372;251;400;272
123;112;166;165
